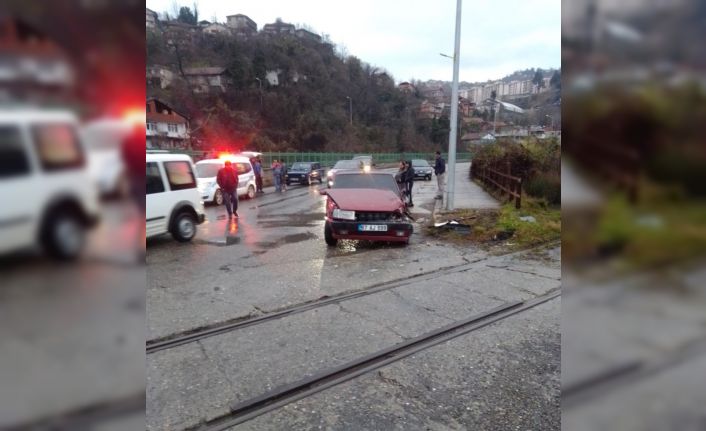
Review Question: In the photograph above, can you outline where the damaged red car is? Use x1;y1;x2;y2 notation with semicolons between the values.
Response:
320;172;413;246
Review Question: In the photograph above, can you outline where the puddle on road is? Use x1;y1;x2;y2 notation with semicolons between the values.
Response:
253;232;317;250
257;213;324;228
194;236;241;247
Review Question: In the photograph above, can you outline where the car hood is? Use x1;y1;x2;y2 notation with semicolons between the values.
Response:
327;188;403;212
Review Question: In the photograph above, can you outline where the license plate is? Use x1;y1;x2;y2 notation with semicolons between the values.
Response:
358;224;388;232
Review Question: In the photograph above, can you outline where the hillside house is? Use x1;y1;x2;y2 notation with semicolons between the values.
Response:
146;98;190;149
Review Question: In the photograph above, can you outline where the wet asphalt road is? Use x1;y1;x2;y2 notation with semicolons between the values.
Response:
146;175;562;430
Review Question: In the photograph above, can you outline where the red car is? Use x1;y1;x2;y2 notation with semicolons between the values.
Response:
321;172;413;246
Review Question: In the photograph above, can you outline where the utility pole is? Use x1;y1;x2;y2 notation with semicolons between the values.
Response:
446;0;462;210
255;77;263;111
346;96;352;125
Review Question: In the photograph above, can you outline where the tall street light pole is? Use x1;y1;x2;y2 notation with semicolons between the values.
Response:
255;77;263;110
446;0;463;211
346;96;352;125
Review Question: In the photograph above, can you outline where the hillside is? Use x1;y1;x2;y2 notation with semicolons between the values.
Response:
147;29;436;153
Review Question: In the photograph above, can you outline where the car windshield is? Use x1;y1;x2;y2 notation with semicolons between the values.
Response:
333;160;360;170
291;162;311;170
195;163;221;178
332;173;399;194
412;159;430;167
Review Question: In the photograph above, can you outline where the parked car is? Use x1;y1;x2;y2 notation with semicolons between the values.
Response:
286;162;324;185
352;155;373;172
326;159;364;188
146;153;205;242
0;109;101;260
321;171;413;246
411;159;433;180
195;156;257;205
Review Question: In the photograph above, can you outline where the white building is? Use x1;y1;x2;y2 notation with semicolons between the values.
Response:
146;98;190;149
146;8;158;29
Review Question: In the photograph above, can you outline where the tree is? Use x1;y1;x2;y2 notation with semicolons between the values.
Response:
177;6;196;24
550;70;561;89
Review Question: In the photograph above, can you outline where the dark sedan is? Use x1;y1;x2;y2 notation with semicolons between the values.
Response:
286;162;324;185
321;172;413;246
411;159;433;180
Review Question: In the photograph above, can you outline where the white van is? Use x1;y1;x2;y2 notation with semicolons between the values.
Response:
195;156;257;205
0;109;100;259
146;153;205;242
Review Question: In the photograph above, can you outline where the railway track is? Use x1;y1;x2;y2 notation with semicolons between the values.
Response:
185;288;561;430
147;256;490;354
147;242;560;355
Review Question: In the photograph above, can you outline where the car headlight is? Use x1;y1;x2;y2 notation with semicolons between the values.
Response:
327;171;333;177
332;209;355;220
363;165;371;173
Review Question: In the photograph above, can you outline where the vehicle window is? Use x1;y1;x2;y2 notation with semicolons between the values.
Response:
164;161;197;190
146;162;165;194
0;126;31;178
195;163;221;178
333;160;359;170
412;160;430;167
332;174;399;193
291;162;311;170
313;163;320;169
235;162;251;174
32;123;84;171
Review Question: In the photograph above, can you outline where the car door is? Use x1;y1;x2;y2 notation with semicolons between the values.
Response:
145;161;170;237
235;162;253;195
0;123;40;253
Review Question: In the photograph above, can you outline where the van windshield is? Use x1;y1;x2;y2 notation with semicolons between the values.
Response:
195;163;221;178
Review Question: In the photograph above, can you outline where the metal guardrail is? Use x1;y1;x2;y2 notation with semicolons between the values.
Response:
471;161;523;208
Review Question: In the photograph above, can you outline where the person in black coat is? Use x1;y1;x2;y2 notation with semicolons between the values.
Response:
404;160;415;207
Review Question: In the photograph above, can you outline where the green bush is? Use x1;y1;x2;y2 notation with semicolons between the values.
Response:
524;172;561;205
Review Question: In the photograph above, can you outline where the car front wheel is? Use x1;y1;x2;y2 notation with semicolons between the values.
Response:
247;185;256;199
42;210;86;260
324;222;337;246
172;211;196;242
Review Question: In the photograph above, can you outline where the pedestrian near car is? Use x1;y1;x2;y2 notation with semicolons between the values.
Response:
404;160;415;207
434;151;446;199
280;161;288;192
217;160;239;218
272;160;282;192
253;157;263;193
395;160;406;193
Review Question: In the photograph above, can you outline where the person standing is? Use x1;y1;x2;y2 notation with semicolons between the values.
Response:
253;157;264;193
217;160;239;218
280;160;287;192
395;160;406;194
434;151;446;199
404;160;415;207
272;159;282;192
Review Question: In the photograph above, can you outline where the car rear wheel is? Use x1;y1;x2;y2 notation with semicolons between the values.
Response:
214;189;224;206
247;185;256;199
42;210;86;260
324;222;337;246
172;211;196;242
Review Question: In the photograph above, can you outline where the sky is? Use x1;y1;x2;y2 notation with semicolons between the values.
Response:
146;0;561;83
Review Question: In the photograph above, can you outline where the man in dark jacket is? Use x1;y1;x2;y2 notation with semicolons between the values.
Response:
217;160;239;218
434;151;446;199
404;160;415;207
